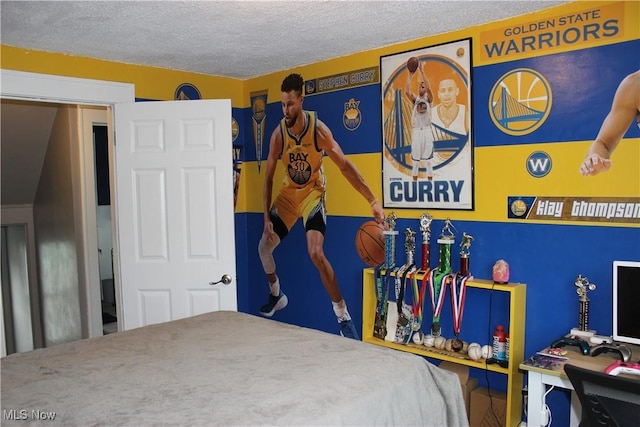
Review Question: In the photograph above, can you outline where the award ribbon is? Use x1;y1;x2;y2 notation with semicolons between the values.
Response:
374;267;389;318
411;270;429;329
450;273;468;339
428;269;447;335
395;263;408;314
374;213;398;340
427;219;456;337
394;264;415;343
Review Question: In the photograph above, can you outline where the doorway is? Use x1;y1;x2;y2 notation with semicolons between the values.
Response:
1;70;134;343
1;102;112;347
93;124;117;334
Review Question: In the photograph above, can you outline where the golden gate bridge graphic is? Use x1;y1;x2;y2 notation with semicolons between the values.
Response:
384;89;468;172
492;86;544;129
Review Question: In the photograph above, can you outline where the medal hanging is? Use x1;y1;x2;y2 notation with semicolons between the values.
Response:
450;273;468;352
412;213;432;343
395;228;416;344
394;264;413;343
374;212;398;340
428;269;447;337
373;266;390;339
430;219;456;337
410;269;429;342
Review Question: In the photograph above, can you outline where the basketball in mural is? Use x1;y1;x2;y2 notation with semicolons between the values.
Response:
406;56;419;73
355;221;386;267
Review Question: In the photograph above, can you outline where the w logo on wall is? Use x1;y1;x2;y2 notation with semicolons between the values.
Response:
489;68;552;136
526;151;552;178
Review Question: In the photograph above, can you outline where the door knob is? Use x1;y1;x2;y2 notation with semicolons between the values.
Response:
209;274;232;286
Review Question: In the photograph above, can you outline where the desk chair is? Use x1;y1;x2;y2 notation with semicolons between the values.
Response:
564;363;640;427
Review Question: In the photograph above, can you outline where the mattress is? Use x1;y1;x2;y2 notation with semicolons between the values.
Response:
1;311;468;426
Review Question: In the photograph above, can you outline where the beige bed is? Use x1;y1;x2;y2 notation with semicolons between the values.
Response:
1;311;468;426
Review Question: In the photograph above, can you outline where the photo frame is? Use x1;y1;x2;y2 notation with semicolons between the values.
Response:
380;38;474;210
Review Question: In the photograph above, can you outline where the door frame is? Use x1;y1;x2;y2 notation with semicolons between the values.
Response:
1;70;134;338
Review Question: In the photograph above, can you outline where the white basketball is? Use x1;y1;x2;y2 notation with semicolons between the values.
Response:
434;336;447;350
468;343;482;361
481;345;493;359
412;332;422;344
423;334;435;347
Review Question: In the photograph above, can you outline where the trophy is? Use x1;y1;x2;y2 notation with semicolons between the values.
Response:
395;228;417;344
428;218;456;337
572;275;597;337
459;232;474;277
419;213;433;271
411;214;432;345
373;212;398;339
383;212;398;269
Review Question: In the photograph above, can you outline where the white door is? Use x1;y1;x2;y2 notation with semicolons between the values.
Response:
114;100;237;330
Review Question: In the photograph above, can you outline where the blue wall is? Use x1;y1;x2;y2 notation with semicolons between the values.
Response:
231;38;640;426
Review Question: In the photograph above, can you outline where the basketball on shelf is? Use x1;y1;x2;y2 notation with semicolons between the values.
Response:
355;220;386;267
407;56;419;73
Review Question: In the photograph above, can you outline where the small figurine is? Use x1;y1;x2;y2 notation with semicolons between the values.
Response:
441;218;456;239
460;232;474;257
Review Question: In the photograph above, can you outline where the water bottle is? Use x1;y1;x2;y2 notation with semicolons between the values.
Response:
492;325;507;360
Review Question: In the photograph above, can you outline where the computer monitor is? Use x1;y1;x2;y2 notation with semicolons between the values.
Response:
613;260;640;345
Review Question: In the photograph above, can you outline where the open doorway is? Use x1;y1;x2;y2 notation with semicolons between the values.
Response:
93;125;117;334
1;70;134;341
1;101;112;348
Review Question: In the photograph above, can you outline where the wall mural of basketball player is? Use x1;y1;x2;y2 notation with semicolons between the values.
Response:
257;73;384;339
404;60;434;182
580;70;640;176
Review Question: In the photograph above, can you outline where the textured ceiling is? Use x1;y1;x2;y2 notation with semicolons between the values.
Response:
1;0;570;206
1;0;569;80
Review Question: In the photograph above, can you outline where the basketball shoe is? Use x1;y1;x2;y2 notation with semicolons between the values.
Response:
259;292;288;317
338;315;360;340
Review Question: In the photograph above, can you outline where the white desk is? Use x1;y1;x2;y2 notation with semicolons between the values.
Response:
520;343;640;427
523;366;580;427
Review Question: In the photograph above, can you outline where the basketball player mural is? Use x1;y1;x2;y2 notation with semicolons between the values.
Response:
404;60;435;181
580;70;640;176
258;73;385;339
432;74;469;136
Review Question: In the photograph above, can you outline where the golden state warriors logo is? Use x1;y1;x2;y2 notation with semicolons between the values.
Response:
510;198;528;217
253;98;266;121
489;68;552;136
231;118;239;142
507;196;535;219
174;83;201;100
343;98;361;131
